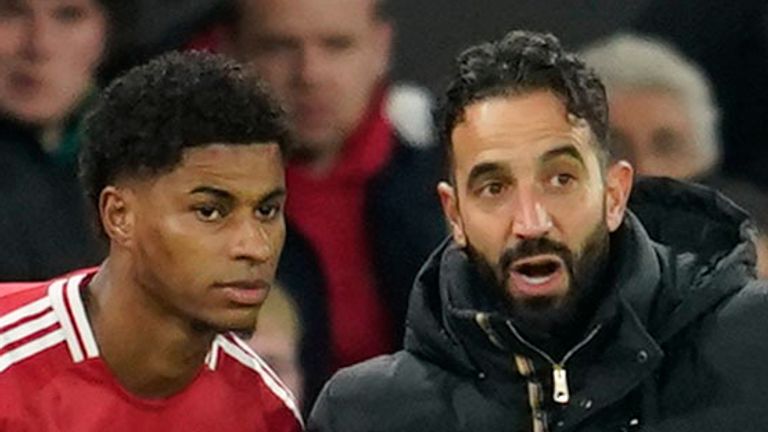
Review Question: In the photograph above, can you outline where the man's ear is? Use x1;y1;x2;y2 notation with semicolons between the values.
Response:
604;161;634;232
99;186;135;247
437;181;466;247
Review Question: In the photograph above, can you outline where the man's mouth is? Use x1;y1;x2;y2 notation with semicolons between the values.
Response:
507;254;566;296
214;279;271;306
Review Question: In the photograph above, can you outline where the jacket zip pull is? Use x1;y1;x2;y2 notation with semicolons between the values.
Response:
552;365;570;404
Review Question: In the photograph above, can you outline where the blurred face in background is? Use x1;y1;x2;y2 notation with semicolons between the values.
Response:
609;88;704;179
0;0;107;126
232;0;392;166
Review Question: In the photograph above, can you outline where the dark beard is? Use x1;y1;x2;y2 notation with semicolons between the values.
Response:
466;220;611;345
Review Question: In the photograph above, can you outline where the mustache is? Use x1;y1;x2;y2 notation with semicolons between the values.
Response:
499;237;574;273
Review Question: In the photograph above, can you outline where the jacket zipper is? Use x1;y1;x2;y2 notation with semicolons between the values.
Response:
475;312;602;404
504;320;603;404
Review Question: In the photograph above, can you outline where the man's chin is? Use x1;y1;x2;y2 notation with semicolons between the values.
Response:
191;313;258;335
504;278;574;333
506;294;577;336
288;134;344;163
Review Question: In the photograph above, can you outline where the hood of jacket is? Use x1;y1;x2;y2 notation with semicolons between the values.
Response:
404;177;758;377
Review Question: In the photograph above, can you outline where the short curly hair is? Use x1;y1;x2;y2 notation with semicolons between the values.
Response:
80;50;288;227
437;30;609;178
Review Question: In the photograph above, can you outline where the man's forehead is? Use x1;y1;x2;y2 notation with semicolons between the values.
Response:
240;0;378;28
181;142;281;164
454;98;592;154
457;92;588;134
149;143;285;194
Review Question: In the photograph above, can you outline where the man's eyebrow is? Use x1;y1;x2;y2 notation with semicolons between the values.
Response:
190;186;287;205
258;188;287;205
540;144;586;168
189;186;235;201
466;162;509;188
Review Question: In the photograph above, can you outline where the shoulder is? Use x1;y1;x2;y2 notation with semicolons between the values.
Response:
714;278;768;322
0;281;50;315
0;278;71;404
686;279;768;383
1;270;99;375
327;350;444;393
308;351;458;431
212;334;304;429
0;282;56;377
654;279;768;429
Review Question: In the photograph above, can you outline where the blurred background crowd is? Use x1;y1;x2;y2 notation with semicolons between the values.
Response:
2;0;768;415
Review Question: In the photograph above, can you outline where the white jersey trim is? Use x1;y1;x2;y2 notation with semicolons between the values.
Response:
230;335;292;396
47;278;84;362
205;338;220;370
65;274;99;359
0;310;57;351
215;335;304;427
0;296;51;329
0;281;69;374
0;328;65;373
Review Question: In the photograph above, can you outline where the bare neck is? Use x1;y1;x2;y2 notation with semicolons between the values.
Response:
85;259;216;398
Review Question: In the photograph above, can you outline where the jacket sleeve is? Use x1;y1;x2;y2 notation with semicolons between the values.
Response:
307;380;337;432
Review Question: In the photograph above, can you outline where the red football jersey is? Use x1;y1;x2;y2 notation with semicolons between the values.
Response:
0;269;304;431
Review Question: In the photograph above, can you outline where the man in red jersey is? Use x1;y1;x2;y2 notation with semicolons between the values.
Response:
0;51;302;431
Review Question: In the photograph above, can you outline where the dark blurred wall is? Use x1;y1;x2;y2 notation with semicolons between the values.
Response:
387;0;653;90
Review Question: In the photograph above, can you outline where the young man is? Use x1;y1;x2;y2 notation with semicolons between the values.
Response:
0;52;302;431
309;31;768;431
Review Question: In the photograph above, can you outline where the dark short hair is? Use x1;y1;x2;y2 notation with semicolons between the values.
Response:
80;51;288;228
436;30;609;178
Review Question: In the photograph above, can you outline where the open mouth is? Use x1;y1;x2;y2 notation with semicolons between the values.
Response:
509;255;565;287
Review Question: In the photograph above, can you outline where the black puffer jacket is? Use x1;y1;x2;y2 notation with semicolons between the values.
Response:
0;115;105;281
309;178;768;432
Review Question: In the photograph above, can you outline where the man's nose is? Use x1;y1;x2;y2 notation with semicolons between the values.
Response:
511;186;553;239
230;220;274;264
296;46;329;86
19;15;55;62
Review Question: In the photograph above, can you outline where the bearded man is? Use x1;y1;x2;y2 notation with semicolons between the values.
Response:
308;30;768;432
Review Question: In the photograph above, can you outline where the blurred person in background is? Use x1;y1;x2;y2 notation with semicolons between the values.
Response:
225;0;446;409
581;33;719;180
248;285;304;408
0;0;112;280
633;0;768;188
582;33;768;277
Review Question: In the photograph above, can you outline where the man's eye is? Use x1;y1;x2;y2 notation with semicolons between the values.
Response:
324;36;354;52
549;173;576;188
256;203;282;220
255;38;296;54
479;182;505;197
0;2;25;19
53;5;86;23
195;206;224;222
